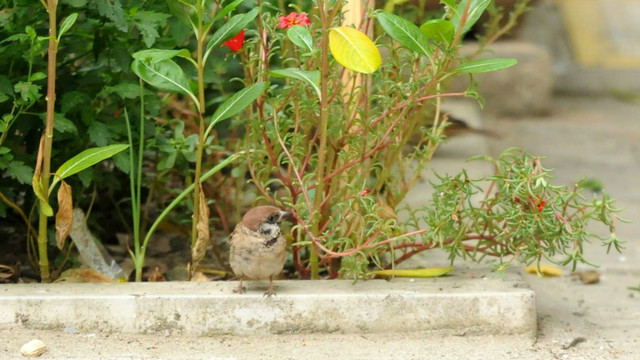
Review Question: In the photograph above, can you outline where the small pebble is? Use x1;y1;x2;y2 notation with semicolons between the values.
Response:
20;339;47;357
64;325;78;334
573;270;600;284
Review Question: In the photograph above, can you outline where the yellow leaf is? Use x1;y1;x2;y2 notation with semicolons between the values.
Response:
329;26;381;74
525;264;562;277
370;267;453;278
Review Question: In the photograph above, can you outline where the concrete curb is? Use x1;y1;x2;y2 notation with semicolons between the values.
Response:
0;272;536;336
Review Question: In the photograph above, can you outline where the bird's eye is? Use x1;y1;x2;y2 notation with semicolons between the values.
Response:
267;214;278;223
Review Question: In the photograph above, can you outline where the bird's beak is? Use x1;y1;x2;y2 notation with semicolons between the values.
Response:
279;210;292;221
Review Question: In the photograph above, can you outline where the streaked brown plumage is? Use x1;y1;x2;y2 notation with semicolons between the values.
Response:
228;205;290;297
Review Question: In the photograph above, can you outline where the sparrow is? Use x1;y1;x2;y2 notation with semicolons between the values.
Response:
228;205;290;297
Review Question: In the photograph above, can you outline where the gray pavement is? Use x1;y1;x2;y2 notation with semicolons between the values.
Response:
486;94;640;359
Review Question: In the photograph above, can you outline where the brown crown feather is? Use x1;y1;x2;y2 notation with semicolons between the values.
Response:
240;205;282;232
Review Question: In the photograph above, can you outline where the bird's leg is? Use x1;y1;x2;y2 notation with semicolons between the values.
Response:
233;278;246;294
263;276;276;297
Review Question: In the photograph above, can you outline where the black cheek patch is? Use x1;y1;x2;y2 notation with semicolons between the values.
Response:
264;237;278;247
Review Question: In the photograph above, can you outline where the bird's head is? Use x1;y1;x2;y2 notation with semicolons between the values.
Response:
241;205;291;238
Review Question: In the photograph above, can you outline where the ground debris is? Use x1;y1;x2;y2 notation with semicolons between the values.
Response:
561;337;586;350
571;270;600;285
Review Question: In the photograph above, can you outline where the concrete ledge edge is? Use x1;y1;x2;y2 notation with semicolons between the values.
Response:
0;273;536;337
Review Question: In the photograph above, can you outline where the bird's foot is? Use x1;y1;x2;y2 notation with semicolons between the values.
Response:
263;287;277;298
233;284;246;294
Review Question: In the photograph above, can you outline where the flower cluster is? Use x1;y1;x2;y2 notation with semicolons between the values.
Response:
222;11;311;52
278;12;311;29
514;196;547;213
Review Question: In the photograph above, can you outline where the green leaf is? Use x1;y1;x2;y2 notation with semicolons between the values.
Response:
131;58;199;108
213;0;244;22
103;83;148;99
32;177;53;217
61;91;91;113
53;113;78;134
329;26;381;74
132;49;193;63
112;152;130;174
157;151;177;170
132;11;171;48
420;19;455;44
270;68;321;100
0;114;11;131
14;81;42;106
455;58;518;73
287;25;315;53
58;13;78;40
25;26;37;41
51;144;129;192
0;33;27;45
95;0;128;32
62;0;87;7
7;161;33;184
204;82;269;138
30;72;47;82
375;11;431;57
88;121;111;146
451;0;491;35
205;8;259;60
440;0;456;8
0;75;12;96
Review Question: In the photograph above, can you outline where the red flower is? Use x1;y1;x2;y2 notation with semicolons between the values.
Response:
295;12;311;27
359;188;371;197
222;30;245;52
530;197;546;213
278;12;312;30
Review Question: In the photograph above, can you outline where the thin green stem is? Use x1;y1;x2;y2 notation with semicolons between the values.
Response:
124;109;139;279
37;0;58;283
124;82;147;282
136;81;146;275
309;0;333;279
190;2;209;278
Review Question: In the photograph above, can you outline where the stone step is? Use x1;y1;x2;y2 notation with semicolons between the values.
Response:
0;271;536;336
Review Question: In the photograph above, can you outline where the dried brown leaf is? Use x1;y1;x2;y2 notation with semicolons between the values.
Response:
192;184;210;265
0;264;15;279
33;134;45;179
54;268;114;283
190;272;210;282
55;181;73;250
148;266;166;282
